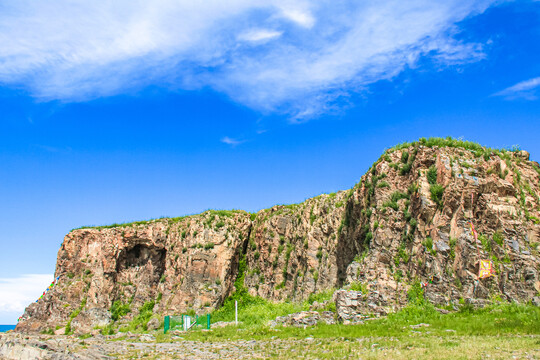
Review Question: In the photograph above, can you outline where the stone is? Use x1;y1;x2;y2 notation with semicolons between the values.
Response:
334;290;381;322
146;318;160;331
270;311;335;327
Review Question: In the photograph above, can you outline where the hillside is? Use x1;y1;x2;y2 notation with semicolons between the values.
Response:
16;137;540;333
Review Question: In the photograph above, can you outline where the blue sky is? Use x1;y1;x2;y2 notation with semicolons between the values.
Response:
0;0;539;324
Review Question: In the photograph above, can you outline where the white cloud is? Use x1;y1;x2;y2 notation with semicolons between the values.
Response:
0;274;53;323
0;0;500;118
239;29;283;43
493;76;540;100
221;136;245;147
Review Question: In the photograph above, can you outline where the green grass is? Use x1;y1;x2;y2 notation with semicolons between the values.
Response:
182;302;540;343
389;136;519;156
119;300;156;332
73;209;246;230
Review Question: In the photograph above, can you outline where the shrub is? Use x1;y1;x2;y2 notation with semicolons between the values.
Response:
391;191;409;203
479;234;491;253
399;163;412;176
401;151;409;164
493;231;504;246
111;301;131;321
349;281;368;293
407;183;419;195
407;281;426;306
125;301;156;331
423;237;436;255
430;184;444;208
427;165;437;185
204;242;215;250
449;237;457;259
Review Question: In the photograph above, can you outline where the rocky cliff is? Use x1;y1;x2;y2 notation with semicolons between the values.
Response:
17;138;540;333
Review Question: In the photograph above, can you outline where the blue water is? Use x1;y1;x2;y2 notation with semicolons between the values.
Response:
0;325;16;332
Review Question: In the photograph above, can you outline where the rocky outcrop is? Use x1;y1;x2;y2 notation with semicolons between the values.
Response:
270;311;336;327
71;308;111;335
17;211;251;333
341;143;540;312
334;289;388;323
16;139;540;333
244;192;349;302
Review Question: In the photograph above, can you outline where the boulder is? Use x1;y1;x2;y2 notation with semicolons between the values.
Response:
270;311;335;327
146;318;160;331
333;289;387;323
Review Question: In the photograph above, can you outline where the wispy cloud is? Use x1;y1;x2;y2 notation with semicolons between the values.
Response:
492;76;540;100
0;0;500;119
239;29;283;43
221;136;245;147
0;274;53;322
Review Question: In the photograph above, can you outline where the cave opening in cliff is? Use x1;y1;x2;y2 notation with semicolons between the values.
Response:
115;244;167;287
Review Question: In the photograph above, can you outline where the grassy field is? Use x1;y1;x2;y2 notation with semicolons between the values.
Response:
148;303;540;359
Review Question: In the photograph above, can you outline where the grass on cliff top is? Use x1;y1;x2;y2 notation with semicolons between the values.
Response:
388;136;521;155
72;209;247;231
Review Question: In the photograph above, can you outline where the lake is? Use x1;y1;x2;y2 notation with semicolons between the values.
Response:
0;325;16;332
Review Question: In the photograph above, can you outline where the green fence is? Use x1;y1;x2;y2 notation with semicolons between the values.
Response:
164;314;211;334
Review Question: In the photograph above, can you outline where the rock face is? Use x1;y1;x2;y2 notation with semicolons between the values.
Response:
71;308;111;335
16;139;540;333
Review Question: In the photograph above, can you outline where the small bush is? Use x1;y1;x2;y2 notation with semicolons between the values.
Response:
349;281;368;293
479;234;491;253
111;301;131;321
377;181;390;188
427;165;437;185
204;242;215;250
400;163;412;176
430;184;444;208
493;231;504;246
423;237;436;255
407;281;426;306
401;151;409;164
